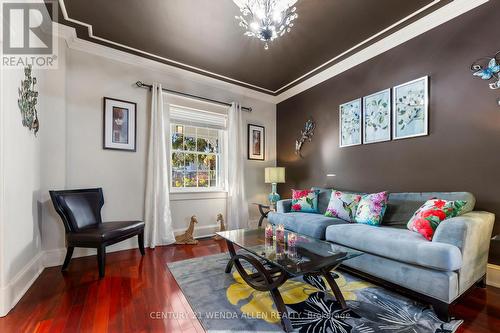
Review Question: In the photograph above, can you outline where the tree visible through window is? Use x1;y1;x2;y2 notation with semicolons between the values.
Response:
171;124;223;190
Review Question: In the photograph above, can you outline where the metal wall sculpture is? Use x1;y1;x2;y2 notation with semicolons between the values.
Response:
295;118;315;157
18;65;39;135
471;51;500;90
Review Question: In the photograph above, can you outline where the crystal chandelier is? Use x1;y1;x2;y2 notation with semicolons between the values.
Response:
233;0;298;50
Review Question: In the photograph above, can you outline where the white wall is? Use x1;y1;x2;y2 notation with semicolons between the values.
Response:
41;45;277;263
0;39;67;316
0;35;276;315
0;65;43;316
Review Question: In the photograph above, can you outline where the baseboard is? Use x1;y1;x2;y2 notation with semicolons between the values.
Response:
487;264;500;288
0;252;44;317
43;224;225;267
4;219;261;316
7;239;499;318
44;220;262;267
174;223;219;239
43;238;138;267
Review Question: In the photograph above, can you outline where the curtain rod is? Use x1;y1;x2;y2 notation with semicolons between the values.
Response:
135;81;252;112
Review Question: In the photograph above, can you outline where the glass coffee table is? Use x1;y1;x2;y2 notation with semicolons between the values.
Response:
216;228;362;332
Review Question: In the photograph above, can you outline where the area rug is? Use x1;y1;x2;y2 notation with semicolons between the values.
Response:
167;253;462;333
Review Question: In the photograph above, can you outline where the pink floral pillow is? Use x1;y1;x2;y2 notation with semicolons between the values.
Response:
354;191;389;226
407;199;467;240
291;189;320;213
325;190;362;222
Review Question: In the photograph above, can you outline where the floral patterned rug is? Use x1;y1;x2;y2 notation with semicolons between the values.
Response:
167;253;463;333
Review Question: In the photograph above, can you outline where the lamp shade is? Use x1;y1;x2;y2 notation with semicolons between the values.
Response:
265;167;286;183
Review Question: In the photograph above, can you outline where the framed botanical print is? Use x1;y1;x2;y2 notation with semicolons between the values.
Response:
339;98;362;147
363;89;391;144
248;124;265;160
103;97;137;151
393;76;429;140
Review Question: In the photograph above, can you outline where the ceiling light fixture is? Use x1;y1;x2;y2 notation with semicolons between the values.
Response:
233;0;298;50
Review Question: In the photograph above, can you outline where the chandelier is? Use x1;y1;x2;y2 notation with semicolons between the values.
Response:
233;0;298;50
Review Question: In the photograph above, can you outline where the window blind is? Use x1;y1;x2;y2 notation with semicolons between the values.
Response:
170;105;227;130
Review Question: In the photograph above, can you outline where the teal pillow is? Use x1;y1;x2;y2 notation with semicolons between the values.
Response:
291;189;320;213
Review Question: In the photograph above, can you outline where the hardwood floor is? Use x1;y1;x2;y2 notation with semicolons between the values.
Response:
0;239;498;333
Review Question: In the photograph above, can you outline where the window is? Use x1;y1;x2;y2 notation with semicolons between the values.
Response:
169;105;227;192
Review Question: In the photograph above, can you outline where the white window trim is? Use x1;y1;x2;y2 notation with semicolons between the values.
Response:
168;100;228;194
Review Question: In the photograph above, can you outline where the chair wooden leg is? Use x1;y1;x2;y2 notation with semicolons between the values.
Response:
97;246;106;279
138;231;145;256
62;246;74;271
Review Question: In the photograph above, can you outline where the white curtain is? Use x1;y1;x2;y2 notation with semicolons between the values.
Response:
227;102;249;230
144;83;176;248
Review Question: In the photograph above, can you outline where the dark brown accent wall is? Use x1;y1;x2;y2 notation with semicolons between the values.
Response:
277;1;500;263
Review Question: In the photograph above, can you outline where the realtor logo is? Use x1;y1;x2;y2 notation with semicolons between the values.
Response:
2;1;58;68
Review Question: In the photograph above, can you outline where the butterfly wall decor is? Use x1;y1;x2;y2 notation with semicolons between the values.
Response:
471;51;500;90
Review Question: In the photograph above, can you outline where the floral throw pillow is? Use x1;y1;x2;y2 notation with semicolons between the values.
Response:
291;189;320;213
325;190;362;222
355;191;389;226
407;199;467;240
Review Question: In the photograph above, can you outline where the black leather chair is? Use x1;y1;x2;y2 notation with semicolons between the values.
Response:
49;188;145;278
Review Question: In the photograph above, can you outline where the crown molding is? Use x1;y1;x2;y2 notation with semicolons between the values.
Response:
273;0;443;95
58;0;452;96
275;0;489;103
57;0;275;95
54;0;488;104
53;23;277;104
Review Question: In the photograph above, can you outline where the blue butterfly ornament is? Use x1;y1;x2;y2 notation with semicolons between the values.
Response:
473;58;500;80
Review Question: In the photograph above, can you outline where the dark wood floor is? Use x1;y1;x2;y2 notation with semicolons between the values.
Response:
0;239;498;333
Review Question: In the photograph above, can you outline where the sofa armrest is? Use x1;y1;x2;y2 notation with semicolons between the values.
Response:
433;211;494;293
277;199;293;213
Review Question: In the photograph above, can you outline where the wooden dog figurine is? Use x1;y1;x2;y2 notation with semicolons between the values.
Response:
213;213;226;240
175;215;198;245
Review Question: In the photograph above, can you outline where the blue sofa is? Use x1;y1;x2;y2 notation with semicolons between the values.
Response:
268;187;495;321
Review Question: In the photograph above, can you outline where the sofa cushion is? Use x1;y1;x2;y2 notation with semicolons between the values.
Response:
354;191;389;226
291;189;320;213
383;192;476;228
268;212;348;239
324;190;363;222
407;199;468;240
325;224;462;271
333;244;459;303
311;187;333;215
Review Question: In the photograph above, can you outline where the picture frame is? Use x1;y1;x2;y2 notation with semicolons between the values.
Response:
393;76;429;140
363;89;391;144
248;124;265;160
339;98;362;147
103;97;137;151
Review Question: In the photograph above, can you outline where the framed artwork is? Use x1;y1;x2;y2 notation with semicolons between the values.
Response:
339;98;362;147
363;89;391;144
393;76;429;140
103;97;137;151
248;124;265;160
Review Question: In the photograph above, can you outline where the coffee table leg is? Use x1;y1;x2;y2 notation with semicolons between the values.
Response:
225;240;236;273
270;288;293;333
223;248;292;332
321;268;347;309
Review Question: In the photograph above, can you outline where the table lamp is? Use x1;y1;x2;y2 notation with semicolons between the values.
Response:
265;167;286;207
